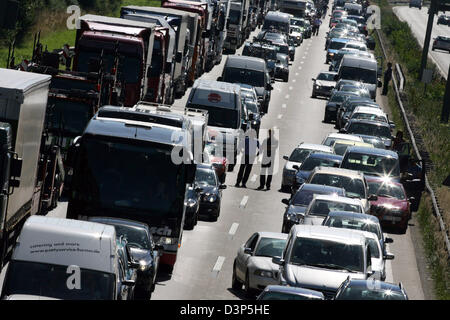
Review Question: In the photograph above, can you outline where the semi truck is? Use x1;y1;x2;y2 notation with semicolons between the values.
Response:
224;1;244;53
280;0;307;17
73;14;161;107
0;68;62;267
66;104;207;270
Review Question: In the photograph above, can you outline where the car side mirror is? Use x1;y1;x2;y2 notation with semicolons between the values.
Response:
244;247;253;255
389;121;396;130
267;84;273;90
272;256;285;266
282;198;290;205
312;78;316;81
219;184;227;190
283;155;289;161
366;270;375;277
384;252;395;260
368;194;378;201
385;237;394;244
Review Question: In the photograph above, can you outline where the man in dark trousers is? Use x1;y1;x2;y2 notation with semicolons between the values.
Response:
382;62;393;95
258;128;278;191
235;129;259;188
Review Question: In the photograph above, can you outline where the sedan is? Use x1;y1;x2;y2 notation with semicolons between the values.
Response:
196;164;227;221
437;14;450;25
311;71;337;98
331;84;372;100
367;176;411;233
257;285;324;300
88;217;162;300
335;278;408;300
281;184;345;233
184;184;202;230
232;232;288;296
274;53;289;82
204;141;228;183
289;26;303;46
341;119;394;148
432;36;450;53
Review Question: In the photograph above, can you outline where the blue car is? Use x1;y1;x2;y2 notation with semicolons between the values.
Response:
326;38;351;63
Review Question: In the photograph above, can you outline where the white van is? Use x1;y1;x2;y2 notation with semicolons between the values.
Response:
1;216;137;300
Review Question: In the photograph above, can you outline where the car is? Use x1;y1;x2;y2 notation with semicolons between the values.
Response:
87;217;163;299
329;49;375;72
183;183;202;229
232;232;288;296
334;79;369;91
356;134;387;149
292;153;344;194
409;0;422;9
324;91;359;123
287;39;296;61
195;164;227;221
341;119;394;148
340;146;401;180
367;176;411;233
432;36;450;53
325;28;348;49
205;128;229;183
332;84;372;100
281;143;334;191
349;106;392;125
289;26;304;46
336;97;380;129
322;132;364;147
437;14;450;26
257;285;325;300
242;99;262;134
256;31;288;44
300;194;365;225
311;71;338;98
242;42;279;79
271;40;291;62
306;166;370;211
331;139;374;156
291;17;312;38
334;278;408;300
343;41;368;52
281;184;346;233
326;38;351;63
321;211;393;253
346;15;368;34
274;53;289;82
273;225;377;299
334;22;360;34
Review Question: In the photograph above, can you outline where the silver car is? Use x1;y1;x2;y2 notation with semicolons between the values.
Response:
232;232;287;296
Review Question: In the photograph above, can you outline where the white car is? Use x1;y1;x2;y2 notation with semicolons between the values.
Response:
232;232;288;296
321;132;364;147
281;143;334;191
350;106;390;124
343;41;367;52
300;194;365;225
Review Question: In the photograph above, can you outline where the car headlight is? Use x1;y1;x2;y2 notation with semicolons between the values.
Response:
156;237;177;246
186;198;197;207
286;211;300;222
254;270;273;278
329;52;335;56
139;261;148;272
207;194;217;202
315;84;320;89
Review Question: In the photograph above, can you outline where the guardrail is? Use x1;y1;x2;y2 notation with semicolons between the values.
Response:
376;29;450;258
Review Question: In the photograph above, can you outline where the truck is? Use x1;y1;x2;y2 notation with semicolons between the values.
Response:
215;0;231;65
224;1;244;53
66;104;206;270
120;6;193;99
73;14;161;107
0;68;61;267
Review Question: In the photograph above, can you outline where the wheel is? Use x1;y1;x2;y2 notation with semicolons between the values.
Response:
184;213;195;230
283;75;289;82
194;211;199;226
232;262;242;290
312;91;317;98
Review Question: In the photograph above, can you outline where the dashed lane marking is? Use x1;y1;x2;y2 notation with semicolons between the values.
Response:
228;223;239;237
282;103;287;109
212;256;226;277
277;114;283;119
285;94;290;99
239;196;249;208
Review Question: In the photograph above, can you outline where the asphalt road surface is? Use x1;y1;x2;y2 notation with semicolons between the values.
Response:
0;14;428;300
393;5;450;79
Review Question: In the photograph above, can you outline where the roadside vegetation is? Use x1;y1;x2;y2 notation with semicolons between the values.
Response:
0;0;160;68
373;0;450;299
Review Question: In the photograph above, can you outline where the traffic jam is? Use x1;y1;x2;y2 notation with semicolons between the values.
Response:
0;0;425;301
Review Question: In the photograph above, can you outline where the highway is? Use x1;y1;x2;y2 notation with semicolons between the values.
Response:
0;13;428;300
393;5;450;79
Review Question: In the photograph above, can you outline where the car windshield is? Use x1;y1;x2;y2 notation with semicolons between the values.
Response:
309;174;366;199
254;237;287;257
3;261;115;300
289;148;313;163
333;143;359;156
229;9;241;24
263;20;290;33
342;152;400;177
72;136;185;217
347;122;391;139
339;66;377;84
261;291;322;300
189;104;239;129
300;157;339;171
195;168;217;186
113;224;150;250
329;41;347;50
223;67;265;87
329;93;348;103
352;113;386;122
309;199;362;216
324;217;382;239
290;237;364;273
338;286;406;300
368;181;406;200
317;73;336;81
346;43;366;51
46;98;92;136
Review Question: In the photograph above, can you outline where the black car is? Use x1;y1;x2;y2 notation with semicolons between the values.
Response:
281;183;346;233
336;97;378;129
275;53;289;82
184;184;203;230
258;285;324;300
335;278;408;300
437;14;450;25
87;217;163;300
324;91;359;123
196;164;227;221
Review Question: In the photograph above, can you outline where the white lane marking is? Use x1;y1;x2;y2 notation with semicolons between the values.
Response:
295;72;299;76
212;256;226;277
292;79;296;83
228;223;239;237
285;94;290;99
277;114;283;119
251;174;258;182
300;61;304;64
298;66;302;70
303;56;307;59
289;86;293;90
282;103;287;109
239;195;249;208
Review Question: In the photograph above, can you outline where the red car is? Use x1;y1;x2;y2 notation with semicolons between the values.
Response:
204;128;228;183
366;177;411;233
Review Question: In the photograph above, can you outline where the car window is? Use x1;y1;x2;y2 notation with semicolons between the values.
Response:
367;238;380;259
289;148;313;163
254;237;287;258
338;286;406;300
367;181;406;200
245;233;258;249
309;173;366;199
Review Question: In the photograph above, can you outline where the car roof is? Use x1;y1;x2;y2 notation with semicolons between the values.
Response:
312;194;363;206
297;143;334;153
324;133;364;142
264;285;325;298
318;71;338;76
333;139;374;148
365;176;404;187
311;166;364;178
197;163;215;170
257;232;289;240
291;225;367;246
330;37;351;43
341;55;378;68
346;146;399;158
353;106;387;116
225;55;266;71
327;211;380;224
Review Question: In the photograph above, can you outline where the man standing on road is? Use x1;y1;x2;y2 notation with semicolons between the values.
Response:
382;62;393;95
235;129;259;188
313;16;322;36
258;128;278;191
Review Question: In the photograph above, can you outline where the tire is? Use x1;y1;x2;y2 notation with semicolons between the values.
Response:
185;214;195;230
312;91;317;98
284;75;289;82
232;262;242;290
